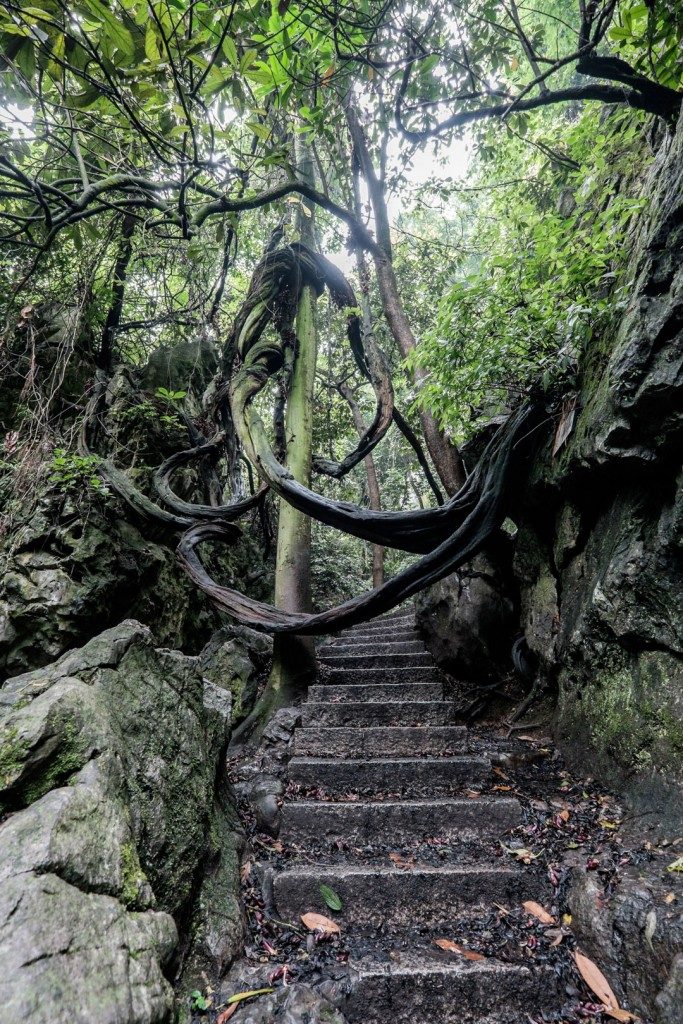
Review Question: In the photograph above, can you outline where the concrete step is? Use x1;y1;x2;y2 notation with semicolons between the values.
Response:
281;796;522;846
272;863;529;927
324;666;440;685
307;682;443;703
288;756;490;794
318;639;425;657
320;652;433;670
294;726;468;759
300;701;455;727
343;955;556;1024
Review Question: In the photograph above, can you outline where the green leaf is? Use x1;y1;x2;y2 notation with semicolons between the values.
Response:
319;884;342;911
222;34;238;67
80;0;135;56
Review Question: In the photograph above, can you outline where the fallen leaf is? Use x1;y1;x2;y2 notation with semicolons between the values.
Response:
465;790;481;799
301;912;340;937
493;902;510;916
559;809;570;822
223;988;274;1007
240;860;252;883
319;883;342;911
562;913;572;926
573;951;638;1019
492;767;509;779
644;909;657;951
493;784;512;792
434;938;485;961
599;819;620;830
545;928;565;946
666;856;683;872
523;901;556;925
604;1009;640;1022
216;1007;237;1023
664;892;676;904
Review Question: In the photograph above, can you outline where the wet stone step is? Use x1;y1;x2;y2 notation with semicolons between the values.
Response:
307;682;443;703
319;652;433;669
300;701;456;728
280;796;522;846
271;863;530;928
287;756;491;795
294;725;468;759
342;955;558;1024
318;639;425;657
324;666;441;685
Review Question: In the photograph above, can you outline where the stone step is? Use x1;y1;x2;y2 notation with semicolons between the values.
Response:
320;652;433;670
342;614;415;634
318;639;425;657
288;756;490;794
343;955;556;1024
324;666;440;685
300;701;455;728
307;682;443;703
281;796;522;846
337;624;421;640
272;863;529;927
294;726;468;759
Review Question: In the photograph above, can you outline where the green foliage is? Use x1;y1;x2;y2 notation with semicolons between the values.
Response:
49;449;105;493
155;387;187;402
319;883;342;911
609;1;683;88
411;106;652;441
189;990;209;1013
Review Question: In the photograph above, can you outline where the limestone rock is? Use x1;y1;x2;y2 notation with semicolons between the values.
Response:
416;549;516;682
0;620;249;1023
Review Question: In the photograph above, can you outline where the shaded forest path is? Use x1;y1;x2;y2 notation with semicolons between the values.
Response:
265;609;558;1022
228;609;660;1024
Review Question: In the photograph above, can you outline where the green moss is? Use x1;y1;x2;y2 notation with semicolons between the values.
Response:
120;842;149;908
0;725;30;790
17;721;87;806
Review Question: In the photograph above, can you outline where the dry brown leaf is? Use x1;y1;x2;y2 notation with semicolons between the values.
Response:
545;928;565;947
465;790;481;799
240;859;252;883
573;950;635;1018
558;809;570;822
434;939;485;961
664;892;676;904
523;901;556;926
216;1007;238;1023
604;1009;640;1022
300;912;340;937
493;784;513;792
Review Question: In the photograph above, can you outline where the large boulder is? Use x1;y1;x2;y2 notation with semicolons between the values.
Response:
0;620;251;1024
416;546;517;683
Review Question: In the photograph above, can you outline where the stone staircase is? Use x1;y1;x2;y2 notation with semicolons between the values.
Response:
264;608;557;1023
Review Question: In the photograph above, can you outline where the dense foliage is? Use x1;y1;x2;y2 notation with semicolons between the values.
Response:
1;0;681;602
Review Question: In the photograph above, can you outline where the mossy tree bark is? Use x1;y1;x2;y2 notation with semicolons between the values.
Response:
266;135;319;712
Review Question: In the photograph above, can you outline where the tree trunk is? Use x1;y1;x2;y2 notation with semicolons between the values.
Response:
267;134;318;708
339;382;385;588
345;101;466;495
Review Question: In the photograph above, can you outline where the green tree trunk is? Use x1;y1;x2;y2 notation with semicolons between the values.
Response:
267;135;319;708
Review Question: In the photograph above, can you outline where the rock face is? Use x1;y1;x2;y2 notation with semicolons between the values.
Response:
415;545;517;683
569;867;683;1024
0;404;270;682
418;111;683;837
0;620;255;1024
